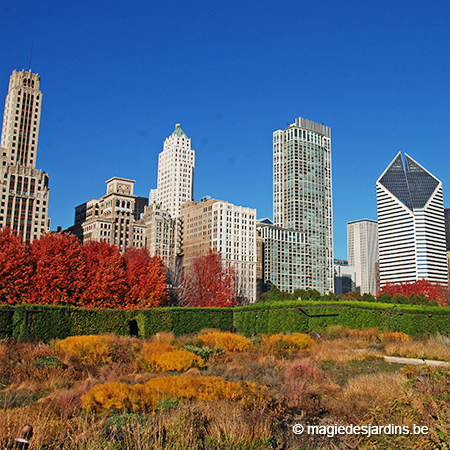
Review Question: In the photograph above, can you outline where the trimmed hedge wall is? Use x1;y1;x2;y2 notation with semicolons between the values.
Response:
0;305;233;342
1;300;450;342
233;300;450;337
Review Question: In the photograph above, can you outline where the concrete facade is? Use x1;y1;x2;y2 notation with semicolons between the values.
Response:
257;219;308;294
153;124;194;218
180;198;257;302
0;70;50;243
69;177;148;252
347;219;379;295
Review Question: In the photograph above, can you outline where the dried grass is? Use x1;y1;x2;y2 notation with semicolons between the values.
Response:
325;372;406;418
385;340;450;362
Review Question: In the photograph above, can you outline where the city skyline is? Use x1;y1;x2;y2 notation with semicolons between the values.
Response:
2;1;450;259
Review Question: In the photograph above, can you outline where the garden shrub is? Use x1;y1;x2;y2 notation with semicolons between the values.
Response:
55;335;115;365
140;342;204;372
197;331;250;352
262;333;315;353
81;375;271;413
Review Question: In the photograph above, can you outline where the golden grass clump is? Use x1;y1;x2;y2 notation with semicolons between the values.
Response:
262;333;315;353
310;339;369;364
379;331;412;342
140;342;204;372
385;339;450;362
325;372;406;418
348;328;380;341
197;331;251;352
81;375;271;413
151;331;175;344
55;335;115;365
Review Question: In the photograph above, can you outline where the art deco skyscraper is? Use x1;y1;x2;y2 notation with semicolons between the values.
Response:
0;70;50;243
377;153;447;285
153;124;195;218
273;117;333;293
347;219;378;295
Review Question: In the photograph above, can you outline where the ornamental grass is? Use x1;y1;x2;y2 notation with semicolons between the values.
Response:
81;374;271;413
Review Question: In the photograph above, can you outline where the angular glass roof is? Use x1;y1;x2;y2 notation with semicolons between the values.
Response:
379;153;439;210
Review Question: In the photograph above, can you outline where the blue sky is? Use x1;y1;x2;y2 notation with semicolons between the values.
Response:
1;0;450;259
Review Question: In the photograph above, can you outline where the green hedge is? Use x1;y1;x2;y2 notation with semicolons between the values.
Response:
1;300;450;342
233;300;450;337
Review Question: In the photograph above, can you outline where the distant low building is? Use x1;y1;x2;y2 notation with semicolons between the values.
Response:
257;218;309;294
334;259;356;295
68;177;148;251
179;197;257;302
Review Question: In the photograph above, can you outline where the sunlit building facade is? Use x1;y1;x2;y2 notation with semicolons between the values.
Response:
0;70;51;242
273;117;333;293
377;153;447;286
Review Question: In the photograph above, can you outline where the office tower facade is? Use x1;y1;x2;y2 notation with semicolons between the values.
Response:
444;208;450;252
257;219;308;294
377;153;448;286
154;124;194;218
180;198;257;302
69;177;148;252
334;259;356;295
273;117;333;293
0;70;50;242
347;219;379;295
137;202;175;264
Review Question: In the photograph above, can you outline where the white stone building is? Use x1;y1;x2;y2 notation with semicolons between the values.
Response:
153;124;194;218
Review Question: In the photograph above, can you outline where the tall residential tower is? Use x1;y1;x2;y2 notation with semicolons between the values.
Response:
0;70;50;242
377;153;447;286
273;117;333;293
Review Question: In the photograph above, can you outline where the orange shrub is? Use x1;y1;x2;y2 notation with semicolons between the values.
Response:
197;331;250;352
140;342;204;372
55;335;115;365
82;375;271;413
262;333;315;353
379;331;412;342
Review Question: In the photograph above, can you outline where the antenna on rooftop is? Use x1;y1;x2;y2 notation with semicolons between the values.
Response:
28;39;33;71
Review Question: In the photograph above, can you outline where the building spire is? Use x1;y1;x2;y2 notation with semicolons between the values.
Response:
29;39;33;71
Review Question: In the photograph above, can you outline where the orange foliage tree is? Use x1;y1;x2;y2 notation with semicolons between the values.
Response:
0;227;33;304
179;251;236;307
29;232;85;306
81;241;127;308
122;247;168;308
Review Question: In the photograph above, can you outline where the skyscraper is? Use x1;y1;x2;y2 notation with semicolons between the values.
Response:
0;70;50;242
153;124;195;218
347;219;378;295
377;153;447;286
273;117;333;293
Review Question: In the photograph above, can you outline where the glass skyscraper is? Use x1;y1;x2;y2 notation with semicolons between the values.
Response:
273;117;333;293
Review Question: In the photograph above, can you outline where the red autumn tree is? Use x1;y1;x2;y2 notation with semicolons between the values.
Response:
179;251;236;307
0;227;33;304
29;232;85;306
81;240;127;308
122;247;168;308
378;279;442;305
